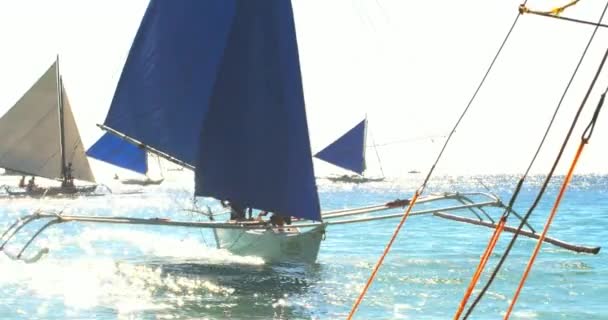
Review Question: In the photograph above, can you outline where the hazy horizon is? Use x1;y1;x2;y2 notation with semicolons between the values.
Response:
0;0;606;178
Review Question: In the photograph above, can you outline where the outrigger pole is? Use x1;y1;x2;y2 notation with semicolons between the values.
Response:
1;192;599;263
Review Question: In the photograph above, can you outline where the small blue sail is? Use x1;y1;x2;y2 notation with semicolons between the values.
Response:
87;133;147;174
315;119;367;174
103;0;321;221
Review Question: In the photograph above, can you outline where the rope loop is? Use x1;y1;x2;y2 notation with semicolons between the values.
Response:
582;91;606;141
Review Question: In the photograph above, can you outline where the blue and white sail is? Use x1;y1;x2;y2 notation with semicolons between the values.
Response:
103;0;321;221
315;119;367;175
86;132;147;175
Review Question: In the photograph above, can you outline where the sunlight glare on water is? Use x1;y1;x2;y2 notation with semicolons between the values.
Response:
0;174;606;319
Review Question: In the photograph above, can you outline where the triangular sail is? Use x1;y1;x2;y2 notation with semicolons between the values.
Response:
87;132;147;175
103;1;235;166
0;62;94;182
315;119;367;175
104;0;321;221
61;82;95;182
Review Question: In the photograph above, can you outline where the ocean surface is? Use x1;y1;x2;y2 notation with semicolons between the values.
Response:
0;174;606;319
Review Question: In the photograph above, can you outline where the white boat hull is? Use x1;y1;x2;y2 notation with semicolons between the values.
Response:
214;224;325;264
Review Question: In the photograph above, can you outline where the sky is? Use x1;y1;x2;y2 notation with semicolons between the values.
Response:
0;0;606;178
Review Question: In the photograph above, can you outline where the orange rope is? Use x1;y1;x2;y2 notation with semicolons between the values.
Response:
453;217;506;320
504;140;587;319
347;190;421;320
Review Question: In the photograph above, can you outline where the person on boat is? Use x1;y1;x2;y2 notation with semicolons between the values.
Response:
18;176;25;188
62;163;75;188
221;200;246;221
257;211;291;230
283;215;292;225
26;176;37;192
257;210;270;220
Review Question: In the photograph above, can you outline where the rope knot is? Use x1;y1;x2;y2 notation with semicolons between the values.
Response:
518;4;529;15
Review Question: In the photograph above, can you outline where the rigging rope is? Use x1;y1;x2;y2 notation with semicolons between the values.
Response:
462;2;608;317
519;0;579;16
504;89;605;319
522;9;608;29
347;1;528;317
346;190;420;320
368;129;386;178
369;134;446;148
520;1;608;29
453;216;506;320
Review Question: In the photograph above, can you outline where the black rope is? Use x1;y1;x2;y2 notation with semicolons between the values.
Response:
463;3;608;318
526;10;608;29
582;89;607;141
418;2;528;193
487;0;608;227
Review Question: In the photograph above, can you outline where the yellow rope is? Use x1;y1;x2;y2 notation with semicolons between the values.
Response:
520;0;580;16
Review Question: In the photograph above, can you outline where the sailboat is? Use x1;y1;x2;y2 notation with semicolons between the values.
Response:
86;132;164;186
315;118;385;183
0;57;97;198
98;0;326;263
1;2;599;268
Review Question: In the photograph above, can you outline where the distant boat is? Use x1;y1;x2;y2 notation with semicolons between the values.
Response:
315;118;386;183
408;170;420;174
0;57;98;197
87;132;164;186
326;174;385;184
120;176;164;186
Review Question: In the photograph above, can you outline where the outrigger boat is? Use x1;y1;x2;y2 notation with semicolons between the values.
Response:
2;184;99;198
325;174;385;184
0;56;99;198
315;118;386;183
87;132;164;186
0;1;601;267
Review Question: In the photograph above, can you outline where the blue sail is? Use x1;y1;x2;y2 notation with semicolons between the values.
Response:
104;0;321;221
87;133;147;174
315;119;367;174
104;1;236;165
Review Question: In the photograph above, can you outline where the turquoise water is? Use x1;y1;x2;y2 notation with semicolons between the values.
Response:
0;175;606;319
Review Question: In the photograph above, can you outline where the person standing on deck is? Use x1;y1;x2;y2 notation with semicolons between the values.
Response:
62;163;75;188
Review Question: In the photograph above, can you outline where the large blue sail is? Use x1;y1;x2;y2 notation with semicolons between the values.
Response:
315;119;367;175
104;1;236;165
195;0;320;221
87;133;147;175
104;0;321;221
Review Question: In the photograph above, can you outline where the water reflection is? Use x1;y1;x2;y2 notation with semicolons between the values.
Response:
137;259;323;319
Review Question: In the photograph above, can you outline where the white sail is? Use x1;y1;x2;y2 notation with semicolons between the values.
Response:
61;82;95;182
0;61;94;182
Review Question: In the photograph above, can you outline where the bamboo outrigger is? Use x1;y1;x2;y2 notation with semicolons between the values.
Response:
0;191;599;264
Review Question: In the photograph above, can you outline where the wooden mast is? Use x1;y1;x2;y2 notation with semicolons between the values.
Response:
56;55;67;184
